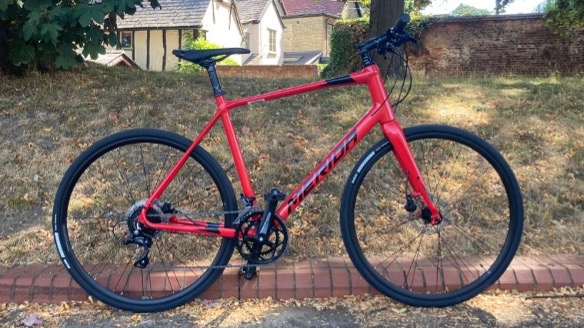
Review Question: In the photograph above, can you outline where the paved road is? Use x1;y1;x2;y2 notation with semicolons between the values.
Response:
1;291;583;327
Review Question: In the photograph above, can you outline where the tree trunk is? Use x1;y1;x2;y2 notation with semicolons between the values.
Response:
369;0;405;76
0;21;10;73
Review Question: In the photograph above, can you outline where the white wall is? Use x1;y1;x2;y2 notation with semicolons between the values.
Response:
149;30;164;71
134;31;148;69
241;2;284;65
257;2;283;65
166;30;180;70
202;1;245;65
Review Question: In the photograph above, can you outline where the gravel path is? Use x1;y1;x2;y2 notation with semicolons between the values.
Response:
2;288;583;327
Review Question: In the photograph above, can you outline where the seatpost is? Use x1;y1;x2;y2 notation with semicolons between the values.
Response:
200;59;225;96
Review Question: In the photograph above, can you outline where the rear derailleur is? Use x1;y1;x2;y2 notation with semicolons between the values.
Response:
235;189;289;280
122;200;175;269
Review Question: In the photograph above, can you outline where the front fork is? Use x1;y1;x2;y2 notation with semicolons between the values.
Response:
381;121;442;225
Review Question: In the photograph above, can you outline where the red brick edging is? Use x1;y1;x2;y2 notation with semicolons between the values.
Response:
0;255;582;304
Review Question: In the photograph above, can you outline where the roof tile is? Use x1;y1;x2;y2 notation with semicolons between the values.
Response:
281;0;344;17
236;0;270;23
117;0;210;29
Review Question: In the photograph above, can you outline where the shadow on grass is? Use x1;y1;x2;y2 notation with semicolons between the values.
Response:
0;67;582;267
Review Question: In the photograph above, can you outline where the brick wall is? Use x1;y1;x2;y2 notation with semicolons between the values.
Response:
409;14;584;76
283;16;333;55
217;65;319;79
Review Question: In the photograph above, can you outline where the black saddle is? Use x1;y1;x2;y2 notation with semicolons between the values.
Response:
172;48;250;65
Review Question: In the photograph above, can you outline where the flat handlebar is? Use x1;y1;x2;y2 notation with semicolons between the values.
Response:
357;13;416;58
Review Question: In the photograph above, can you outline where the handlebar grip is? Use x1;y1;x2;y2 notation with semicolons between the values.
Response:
393;13;410;33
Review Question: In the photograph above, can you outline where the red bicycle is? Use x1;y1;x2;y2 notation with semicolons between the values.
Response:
53;14;523;312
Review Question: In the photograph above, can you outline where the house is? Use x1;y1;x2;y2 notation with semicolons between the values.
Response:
236;0;285;65
85;52;140;68
278;0;363;57
115;0;245;71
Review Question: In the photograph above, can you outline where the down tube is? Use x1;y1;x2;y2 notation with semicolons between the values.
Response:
276;113;380;220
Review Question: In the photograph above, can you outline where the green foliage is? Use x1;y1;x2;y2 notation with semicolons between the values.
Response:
495;0;515;14
321;18;369;78
177;33;238;73
451;4;492;16
406;11;432;38
535;0;555;13
0;0;160;72
405;0;432;13
321;11;431;78
543;0;584;34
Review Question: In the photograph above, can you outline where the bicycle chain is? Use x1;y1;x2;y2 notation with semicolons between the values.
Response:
136;207;276;272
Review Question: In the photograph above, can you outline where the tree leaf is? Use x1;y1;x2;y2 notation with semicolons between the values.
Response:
100;0;115;13
23;11;41;41
107;32;118;46
87;25;103;42
8;40;35;66
149;0;161;9
23;0;50;11
55;51;77;69
0;0;15;11
78;3;105;27
82;40;106;60
39;22;63;46
117;0;137;16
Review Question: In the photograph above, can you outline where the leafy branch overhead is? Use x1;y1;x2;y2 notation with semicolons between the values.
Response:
0;0;161;71
542;0;584;34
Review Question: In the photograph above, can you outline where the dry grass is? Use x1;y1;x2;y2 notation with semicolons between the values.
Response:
0;66;582;267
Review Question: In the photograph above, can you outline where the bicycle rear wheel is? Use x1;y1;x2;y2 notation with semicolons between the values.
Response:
341;125;523;307
53;129;237;312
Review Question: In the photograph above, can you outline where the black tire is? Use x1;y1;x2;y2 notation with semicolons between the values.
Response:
53;129;238;312
341;125;523;307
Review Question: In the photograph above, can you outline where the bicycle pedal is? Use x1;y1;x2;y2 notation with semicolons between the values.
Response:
240;266;259;280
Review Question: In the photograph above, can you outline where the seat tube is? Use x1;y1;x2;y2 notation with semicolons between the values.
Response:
215;96;256;200
381;121;441;223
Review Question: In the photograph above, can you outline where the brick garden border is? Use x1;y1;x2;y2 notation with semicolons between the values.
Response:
1;255;582;304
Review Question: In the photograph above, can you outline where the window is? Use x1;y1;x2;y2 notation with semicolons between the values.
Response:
121;31;132;49
268;29;276;53
245;32;251;50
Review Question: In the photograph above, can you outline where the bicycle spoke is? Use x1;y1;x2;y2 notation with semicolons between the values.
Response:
108;150;138;204
111;260;133;294
139;144;152;195
437;231;482;284
372;225;427;273
154;240;182;293
404;225;428;290
55;131;237;311
345;127;521;306
435;226;443;292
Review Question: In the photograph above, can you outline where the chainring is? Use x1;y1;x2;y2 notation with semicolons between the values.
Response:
235;210;288;265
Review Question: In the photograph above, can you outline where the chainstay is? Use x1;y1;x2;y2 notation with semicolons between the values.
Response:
146;207;279;270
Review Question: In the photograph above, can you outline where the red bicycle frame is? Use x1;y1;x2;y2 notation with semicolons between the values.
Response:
137;64;440;237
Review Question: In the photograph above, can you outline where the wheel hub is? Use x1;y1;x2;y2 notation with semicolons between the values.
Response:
125;199;169;237
408;195;450;235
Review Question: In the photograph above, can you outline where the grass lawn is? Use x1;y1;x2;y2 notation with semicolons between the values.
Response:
0;66;582;266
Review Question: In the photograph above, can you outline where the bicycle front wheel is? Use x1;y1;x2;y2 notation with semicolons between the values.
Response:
53;129;238;312
341;125;523;307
